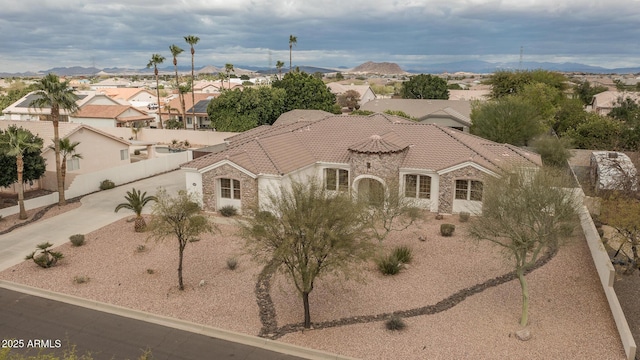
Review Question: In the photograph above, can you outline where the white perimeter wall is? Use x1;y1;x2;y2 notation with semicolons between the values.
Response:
98;127;238;147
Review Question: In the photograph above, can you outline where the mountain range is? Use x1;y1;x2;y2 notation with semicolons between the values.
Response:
2;60;639;77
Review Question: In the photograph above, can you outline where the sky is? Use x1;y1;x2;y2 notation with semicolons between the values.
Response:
2;0;640;73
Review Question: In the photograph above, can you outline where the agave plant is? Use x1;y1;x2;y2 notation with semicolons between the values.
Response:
25;242;63;268
115;188;157;232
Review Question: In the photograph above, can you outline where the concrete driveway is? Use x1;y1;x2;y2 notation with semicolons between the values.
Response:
0;170;186;272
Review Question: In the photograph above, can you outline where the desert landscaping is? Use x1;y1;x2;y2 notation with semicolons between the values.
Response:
0;208;627;359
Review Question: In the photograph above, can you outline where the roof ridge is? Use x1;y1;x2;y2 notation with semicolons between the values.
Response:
432;125;500;169
256;138;283;175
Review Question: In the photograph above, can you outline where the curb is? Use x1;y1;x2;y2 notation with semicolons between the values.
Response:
0;280;358;360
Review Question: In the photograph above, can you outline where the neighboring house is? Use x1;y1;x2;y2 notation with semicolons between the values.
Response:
3;91;96;121
159;93;215;128
97;88;157;108
0;120;131;191
360;99;472;132
272;109;334;126
90;78;132;89
71;104;154;128
448;89;490;101
193;80;243;93
590;151;638;193
589;91;640;115
181;114;541;215
326;83;377;106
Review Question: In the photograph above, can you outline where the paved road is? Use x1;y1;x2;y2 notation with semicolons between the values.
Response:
0;288;303;360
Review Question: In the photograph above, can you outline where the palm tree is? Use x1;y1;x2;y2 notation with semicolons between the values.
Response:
225;63;235;90
276;60;285;80
289;35;297;70
169;44;186;129
147;54;166;129
184;35;200;130
54;138;82;195
0;126;42;219
29;73;79;206
114;188;157;232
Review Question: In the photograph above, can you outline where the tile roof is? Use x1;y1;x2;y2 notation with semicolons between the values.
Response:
98;88;155;101
273;109;334;126
0;120;130;151
360;99;471;121
160;93;215;115
182;113;541;175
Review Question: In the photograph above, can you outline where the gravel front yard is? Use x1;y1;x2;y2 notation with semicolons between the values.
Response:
0;213;626;359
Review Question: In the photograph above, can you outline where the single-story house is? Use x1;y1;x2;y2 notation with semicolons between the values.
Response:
326;83;377;106
70;104;154;128
590;151;638;193
0;120;131;192
360;99;472;132
589;91;640;115
181;113;541;215
159;93;216;129
97;88;157;108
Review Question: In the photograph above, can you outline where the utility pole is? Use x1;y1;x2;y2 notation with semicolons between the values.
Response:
519;46;524;70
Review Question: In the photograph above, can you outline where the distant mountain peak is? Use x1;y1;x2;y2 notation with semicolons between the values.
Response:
349;61;405;74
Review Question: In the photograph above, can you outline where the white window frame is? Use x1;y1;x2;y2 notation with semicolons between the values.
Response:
120;149;129;160
455;179;483;201
66;158;80;171
220;178;241;200
404;174;431;199
324;168;349;191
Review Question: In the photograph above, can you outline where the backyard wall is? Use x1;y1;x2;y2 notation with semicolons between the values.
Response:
98;128;238;147
573;176;637;359
0;152;190;218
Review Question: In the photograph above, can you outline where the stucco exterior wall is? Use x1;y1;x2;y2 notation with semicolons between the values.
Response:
201;164;257;214
437;165;486;214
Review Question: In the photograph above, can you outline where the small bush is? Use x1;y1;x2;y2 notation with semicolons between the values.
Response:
226;257;238;270
25;242;63;268
184;140;191;147
73;275;90;284
69;234;85;247
146;268;155;274
99;179;115;190
377;255;401;275
385;315;406;331
435;214;444;220
219;205;237;217
440;223;456;237
392;245;413;264
459;212;470;222
134;149;141;155
136;244;146;252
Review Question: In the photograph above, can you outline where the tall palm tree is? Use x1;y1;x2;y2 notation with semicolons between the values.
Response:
276;60;285;80
147;54;166;129
53;138;82;195
114;188;157;232
29;73;79;206
184;35;200;130
0;126;42;219
169;44;186;129
225;63;235;90
289;35;297;70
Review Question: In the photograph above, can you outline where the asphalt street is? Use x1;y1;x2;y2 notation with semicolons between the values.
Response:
0;288;303;360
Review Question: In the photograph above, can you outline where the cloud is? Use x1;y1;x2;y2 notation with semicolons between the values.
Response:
2;0;640;73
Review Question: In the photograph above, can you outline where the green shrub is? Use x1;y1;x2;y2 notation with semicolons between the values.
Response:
99;179;115;190
219;205;237;217
392;245;413;264
73;275;90;284
25;242;63;268
69;234;85;247
377;255;401;275
440;223;456;237
459;212;470;222
146;268;155;274
385;315;406;331
226;257;238;270
136;244;146;252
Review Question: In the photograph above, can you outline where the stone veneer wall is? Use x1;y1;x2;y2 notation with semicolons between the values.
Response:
437;166;485;214
201;164;258;213
348;150;408;183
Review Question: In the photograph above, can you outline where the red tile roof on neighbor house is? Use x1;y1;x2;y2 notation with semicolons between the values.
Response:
182;113;541;175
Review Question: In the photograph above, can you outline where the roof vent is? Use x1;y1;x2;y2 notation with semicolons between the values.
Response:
608;152;619;159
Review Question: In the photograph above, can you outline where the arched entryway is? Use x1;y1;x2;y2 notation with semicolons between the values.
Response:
355;177;385;206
